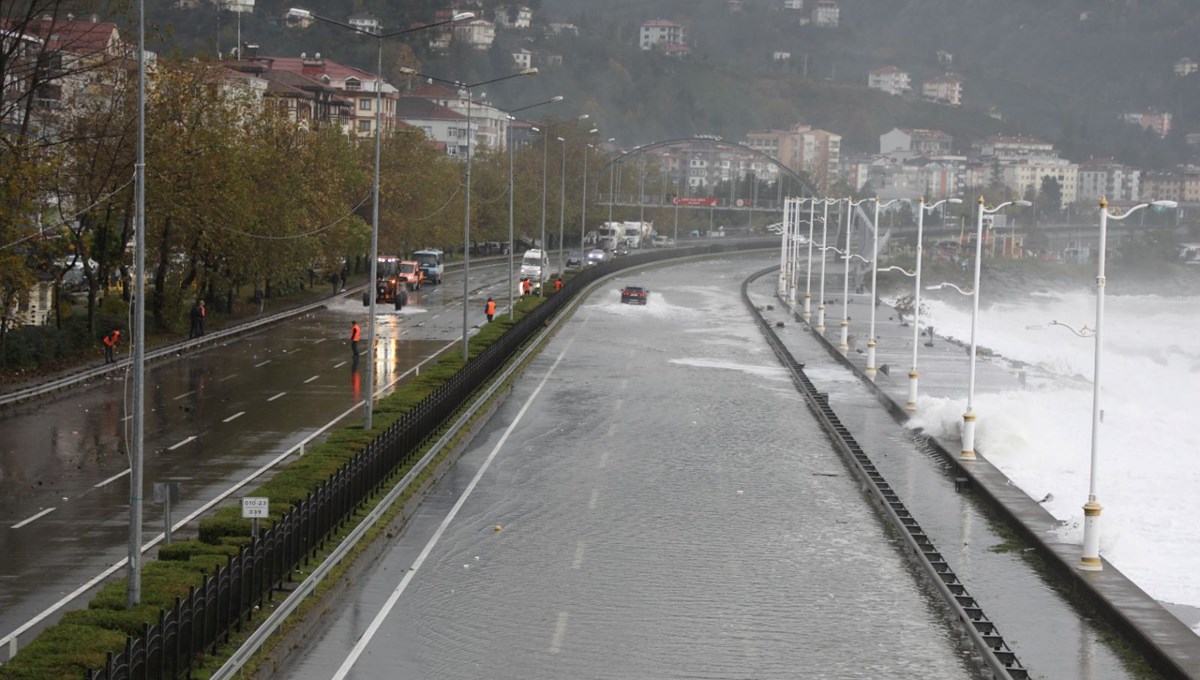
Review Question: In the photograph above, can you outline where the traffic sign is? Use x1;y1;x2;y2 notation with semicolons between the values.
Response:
241;497;269;518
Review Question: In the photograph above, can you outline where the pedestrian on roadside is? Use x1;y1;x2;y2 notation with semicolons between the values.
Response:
554;277;563;293
340;265;348;292
189;299;203;339
102;327;121;364
197;300;206;336
485;297;496;323
522;278;532;298
350;320;361;365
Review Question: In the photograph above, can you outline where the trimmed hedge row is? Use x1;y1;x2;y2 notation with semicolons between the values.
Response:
0;293;550;679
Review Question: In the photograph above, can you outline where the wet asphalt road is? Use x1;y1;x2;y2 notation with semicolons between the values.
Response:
0;262;513;648
275;256;986;680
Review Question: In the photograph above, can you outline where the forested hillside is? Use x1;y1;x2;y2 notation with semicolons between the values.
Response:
137;0;1198;167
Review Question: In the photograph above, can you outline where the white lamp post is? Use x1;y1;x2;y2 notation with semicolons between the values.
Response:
556;136;566;293
864;198;906;377
839;197;871;352
815;199;833;332
505;97;562;317
285;8;474;421
778;198;790;296
1076;197;1177;570
905;197;962;410
578;127;598;273
959;197;1032;459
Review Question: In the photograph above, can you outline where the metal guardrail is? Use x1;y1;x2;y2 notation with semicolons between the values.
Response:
742;266;1029;680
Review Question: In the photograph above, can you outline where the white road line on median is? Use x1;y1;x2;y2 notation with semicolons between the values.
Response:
94;468;131;488
223;411;245;423
549;611;570;653
304;375;320;384
168;436;197;451
255;360;271;368
173;390;196;400
333;361;347;369
219;373;238;382
312;338;326;344
588;488;599;510
11;507;56;529
572;541;585;569
268;392;286;402
330;339;575;680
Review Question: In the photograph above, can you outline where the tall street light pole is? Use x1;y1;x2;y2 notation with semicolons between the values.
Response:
816;199;833;333
840;197;870;352
505;97;562;319
906;197;962;411
866;197;905;377
556;136;566;293
398;66;539;360
1077;197;1176;570
960;197;1032;459
804;199;834;322
128;0;147;607
577;127;598;271
287;7;474;426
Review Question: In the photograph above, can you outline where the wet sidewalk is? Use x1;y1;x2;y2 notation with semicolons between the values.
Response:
772;275;1200;680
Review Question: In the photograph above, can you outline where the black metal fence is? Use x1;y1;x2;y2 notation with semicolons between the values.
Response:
85;240;768;680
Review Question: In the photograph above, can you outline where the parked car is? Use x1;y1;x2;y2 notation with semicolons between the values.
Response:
620;285;649;305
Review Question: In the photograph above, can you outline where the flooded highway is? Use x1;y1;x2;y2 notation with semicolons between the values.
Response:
277;256;985;679
0;262;511;650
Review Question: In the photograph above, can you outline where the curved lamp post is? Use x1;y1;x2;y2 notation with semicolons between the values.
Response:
959;197;1031;459
577;127;598;273
816;199;836;332
400;66;539;359
505;97;562;317
1075;197;1177;570
286;8;474;424
865;197;907;376
905;197;962;410
803;199;836;321
839;197;872;352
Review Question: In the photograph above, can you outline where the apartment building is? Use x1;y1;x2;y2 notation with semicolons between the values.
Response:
1077;159;1141;203
1002;157;1079;206
879;128;952;155
640;19;685;50
746;123;840;192
922;74;962;106
867;66;911;96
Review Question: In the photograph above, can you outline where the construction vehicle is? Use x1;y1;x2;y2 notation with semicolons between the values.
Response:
397;260;424;290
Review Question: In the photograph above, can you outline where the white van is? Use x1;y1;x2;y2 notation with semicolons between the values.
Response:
520;248;548;283
413;249;444;283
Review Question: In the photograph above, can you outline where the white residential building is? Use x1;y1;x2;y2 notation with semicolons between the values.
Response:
347;13;379;35
640;19;685;50
495;6;532;29
405;83;510;151
976;135;1056;160
1077;160;1141;203
512;48;532;70
880;128;952;155
867;66;911;96
547;22;578;36
812;0;839;27
1002;158;1079;206
922;74;962;106
454;19;496;50
1174;58;1197;77
783;0;803;9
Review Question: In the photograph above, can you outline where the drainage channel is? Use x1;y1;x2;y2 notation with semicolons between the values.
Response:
741;267;1029;680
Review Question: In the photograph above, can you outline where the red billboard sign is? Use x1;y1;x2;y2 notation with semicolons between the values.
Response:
672;197;719;207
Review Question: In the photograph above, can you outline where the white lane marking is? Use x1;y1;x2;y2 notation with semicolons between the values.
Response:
330;339;575;680
549;611;569;653
613;397;623;413
598;450;609;469
619;378;628;391
313;338;326;345
94;468;131;488
572;541;585;569
168;436;197;451
333;361;347;369
223;411;246;423
255;360;271;368
588;488;599;510
268;392;286;402
173;390;195;400
11;507;56;529
606;422;618;438
219;373;238;382
304;375;320;384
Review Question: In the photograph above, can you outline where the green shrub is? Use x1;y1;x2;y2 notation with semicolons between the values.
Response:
158;540;240;562
0;624;126;680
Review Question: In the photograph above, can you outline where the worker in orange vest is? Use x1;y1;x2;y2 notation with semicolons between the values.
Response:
102;327;120;364
521;278;532;298
350;321;361;364
554;277;563;292
485;297;496;323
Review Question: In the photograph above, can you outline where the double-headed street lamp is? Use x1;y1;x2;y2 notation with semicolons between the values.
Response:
903;197;962;410
577;128;599;272
286;8;474;427
1073;197;1177;571
839;197;872;351
804;199;837;322
959;197;1031;459
506;97;563;318
398;66;539;360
